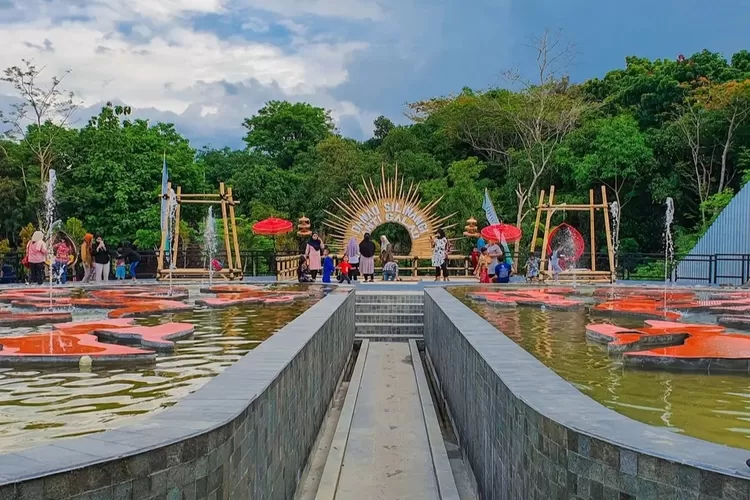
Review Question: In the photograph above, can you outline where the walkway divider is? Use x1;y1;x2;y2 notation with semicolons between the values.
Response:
315;340;370;499
409;340;461;500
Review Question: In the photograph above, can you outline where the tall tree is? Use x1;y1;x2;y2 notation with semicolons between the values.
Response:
242;101;334;169
0;60;79;193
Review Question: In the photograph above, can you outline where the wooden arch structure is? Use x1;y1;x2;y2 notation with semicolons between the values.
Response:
530;185;616;283
157;182;243;281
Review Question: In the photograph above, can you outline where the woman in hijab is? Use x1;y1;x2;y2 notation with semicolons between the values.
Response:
80;233;94;283
359;233;376;282
25;231;47;285
304;232;323;281
93;234;111;282
345;237;360;281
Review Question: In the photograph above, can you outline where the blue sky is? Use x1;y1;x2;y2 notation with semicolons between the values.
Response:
1;0;749;149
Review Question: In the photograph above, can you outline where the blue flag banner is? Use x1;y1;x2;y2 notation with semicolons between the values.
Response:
160;156;168;232
483;188;500;225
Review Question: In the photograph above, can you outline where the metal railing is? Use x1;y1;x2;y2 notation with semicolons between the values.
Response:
2;249;749;285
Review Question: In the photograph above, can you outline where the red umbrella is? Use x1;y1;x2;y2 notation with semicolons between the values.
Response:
252;217;294;236
252;217;294;251
480;223;522;244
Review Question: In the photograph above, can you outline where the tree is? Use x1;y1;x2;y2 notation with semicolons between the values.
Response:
373;115;395;139
0;60;79;192
673;103;715;225
694;78;750;192
242;101;334;169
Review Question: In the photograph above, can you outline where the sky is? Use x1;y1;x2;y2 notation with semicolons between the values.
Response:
0;0;749;149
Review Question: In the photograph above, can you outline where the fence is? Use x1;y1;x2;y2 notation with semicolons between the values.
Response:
2;249;749;285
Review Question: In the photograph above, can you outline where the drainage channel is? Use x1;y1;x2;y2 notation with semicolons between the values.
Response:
295;340;477;500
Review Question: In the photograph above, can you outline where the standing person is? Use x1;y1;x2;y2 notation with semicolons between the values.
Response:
475;247;491;283
52;237;71;285
358;233;376;282
321;248;335;283
120;242;141;281
379;235;391;263
485;240;503;281
550;249;563;281
431;229;449;281
345;237;360;281
470;247;480;274
304;233;323;281
477;236;486;251
80;234;94;283
25;231;47;286
93;235;111;282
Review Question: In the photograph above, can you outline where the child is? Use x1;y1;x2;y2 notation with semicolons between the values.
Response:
297;256;313;283
115;249;127;280
494;260;512;284
470;247;480;274
550;249;563;281
322;248;335;283
52;238;71;285
525;253;540;282
337;254;353;284
475;247;492;284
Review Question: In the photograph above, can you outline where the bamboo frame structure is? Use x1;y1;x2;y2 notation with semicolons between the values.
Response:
530;185;616;283
157;183;243;281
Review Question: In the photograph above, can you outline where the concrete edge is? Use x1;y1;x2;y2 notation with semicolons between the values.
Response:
315;339;370;500
424;287;750;481
409;340;461;500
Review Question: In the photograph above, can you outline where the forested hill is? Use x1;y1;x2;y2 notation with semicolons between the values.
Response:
1;48;750;256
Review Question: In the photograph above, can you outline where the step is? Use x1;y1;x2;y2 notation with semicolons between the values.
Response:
354;333;424;342
355;291;424;305
356;302;424;314
355;312;424;325
355;323;424;337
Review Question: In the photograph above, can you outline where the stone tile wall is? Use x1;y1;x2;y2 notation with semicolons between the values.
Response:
424;288;750;500
0;291;355;500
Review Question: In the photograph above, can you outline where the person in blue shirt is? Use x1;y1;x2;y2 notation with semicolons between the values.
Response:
494;260;513;284
322;247;335;283
476;237;486;251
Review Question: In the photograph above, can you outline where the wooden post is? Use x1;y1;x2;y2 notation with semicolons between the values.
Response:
219;183;234;274
601;186;616;282
539;186;556;271
589;189;596;272
227;187;242;277
157;181;171;276
412;257;418;278
171;186;183;267
529;189;545;254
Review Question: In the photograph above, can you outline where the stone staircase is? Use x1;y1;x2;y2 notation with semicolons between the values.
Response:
355;291;424;341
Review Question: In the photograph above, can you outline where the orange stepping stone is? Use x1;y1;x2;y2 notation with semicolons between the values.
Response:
469;290;583;310
0;331;155;365
587;320;750;373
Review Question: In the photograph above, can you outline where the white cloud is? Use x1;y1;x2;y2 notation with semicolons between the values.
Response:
0;0;383;144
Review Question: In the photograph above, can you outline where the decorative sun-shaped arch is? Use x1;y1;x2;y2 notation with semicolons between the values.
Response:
323;166;456;256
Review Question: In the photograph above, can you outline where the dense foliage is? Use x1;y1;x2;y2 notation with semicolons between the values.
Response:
2;48;750;257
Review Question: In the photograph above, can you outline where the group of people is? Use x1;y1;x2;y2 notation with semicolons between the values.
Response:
470;238;542;284
297;232;400;284
23;231;141;285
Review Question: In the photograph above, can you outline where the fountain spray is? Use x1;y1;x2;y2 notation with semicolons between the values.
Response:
664;197;675;284
166;188;178;297
44;170;58;306
203;207;217;287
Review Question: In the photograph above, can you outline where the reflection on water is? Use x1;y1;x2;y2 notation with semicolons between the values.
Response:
0;290;322;451
457;290;750;450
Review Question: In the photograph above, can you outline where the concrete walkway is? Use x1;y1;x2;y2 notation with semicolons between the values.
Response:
335;342;439;500
313;340;461;500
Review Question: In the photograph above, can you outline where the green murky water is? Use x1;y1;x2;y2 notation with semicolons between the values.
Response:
454;288;750;450
0;286;324;451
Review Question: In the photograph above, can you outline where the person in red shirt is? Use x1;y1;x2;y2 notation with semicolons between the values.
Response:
337;254;353;284
470;247;480;274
